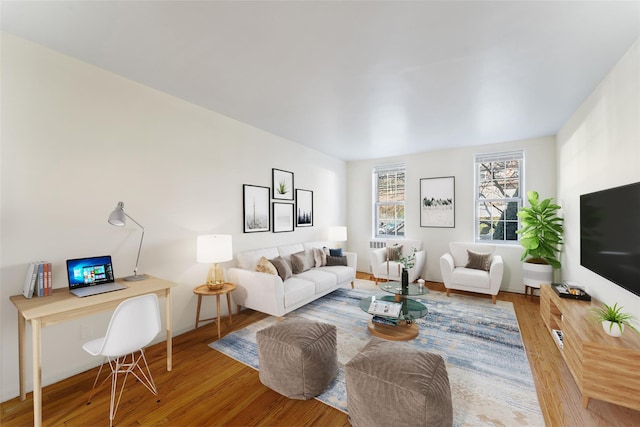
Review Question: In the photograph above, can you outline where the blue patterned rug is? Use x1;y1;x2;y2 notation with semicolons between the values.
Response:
210;285;544;426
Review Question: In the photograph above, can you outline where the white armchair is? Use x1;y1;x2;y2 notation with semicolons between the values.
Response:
439;242;504;304
369;239;426;284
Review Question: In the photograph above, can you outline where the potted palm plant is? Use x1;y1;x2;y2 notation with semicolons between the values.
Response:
591;302;639;337
516;191;564;286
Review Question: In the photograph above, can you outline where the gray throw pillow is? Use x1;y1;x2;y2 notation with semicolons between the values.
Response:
387;245;403;261
270;256;293;281
291;251;310;274
465;250;493;271
326;255;348;266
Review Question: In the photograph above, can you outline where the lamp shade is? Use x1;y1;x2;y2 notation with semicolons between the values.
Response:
328;226;347;242
108;202;126;226
197;235;233;263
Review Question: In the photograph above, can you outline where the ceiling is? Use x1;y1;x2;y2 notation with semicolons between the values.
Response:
2;1;639;161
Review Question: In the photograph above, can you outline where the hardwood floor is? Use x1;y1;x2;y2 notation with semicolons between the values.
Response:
2;274;639;426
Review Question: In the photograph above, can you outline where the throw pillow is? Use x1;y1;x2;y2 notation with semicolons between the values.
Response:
270;256;293;281
256;256;278;275
387;245;403;261
465;250;493;271
291;251;311;274
313;247;327;267
329;248;343;257
326;255;348;266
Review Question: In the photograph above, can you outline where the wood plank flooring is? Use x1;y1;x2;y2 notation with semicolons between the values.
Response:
2;274;639;426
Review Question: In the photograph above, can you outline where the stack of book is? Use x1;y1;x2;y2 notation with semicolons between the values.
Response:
22;261;53;298
367;299;402;318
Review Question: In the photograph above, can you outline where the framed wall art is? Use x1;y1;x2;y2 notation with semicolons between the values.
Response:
272;168;294;200
295;189;313;227
273;202;294;233
243;184;270;233
420;176;455;228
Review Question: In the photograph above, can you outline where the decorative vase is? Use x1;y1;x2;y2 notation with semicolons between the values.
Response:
602;321;624;337
401;268;409;295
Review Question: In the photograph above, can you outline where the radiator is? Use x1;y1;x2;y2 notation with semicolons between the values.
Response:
369;241;386;249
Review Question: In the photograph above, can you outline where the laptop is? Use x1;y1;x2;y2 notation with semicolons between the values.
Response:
66;255;127;297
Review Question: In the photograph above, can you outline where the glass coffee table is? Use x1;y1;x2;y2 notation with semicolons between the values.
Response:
359;282;429;341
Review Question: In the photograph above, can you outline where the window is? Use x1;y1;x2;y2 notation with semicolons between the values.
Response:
475;151;523;242
374;163;405;238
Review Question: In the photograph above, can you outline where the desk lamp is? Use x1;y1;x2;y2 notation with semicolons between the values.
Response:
197;235;233;290
108;201;148;281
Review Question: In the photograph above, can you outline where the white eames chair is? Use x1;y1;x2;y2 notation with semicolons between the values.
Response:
83;293;161;426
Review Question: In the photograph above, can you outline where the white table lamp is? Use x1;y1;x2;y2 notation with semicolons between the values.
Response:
197;235;233;290
328;226;347;248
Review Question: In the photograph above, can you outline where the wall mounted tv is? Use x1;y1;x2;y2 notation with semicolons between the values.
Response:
580;181;640;297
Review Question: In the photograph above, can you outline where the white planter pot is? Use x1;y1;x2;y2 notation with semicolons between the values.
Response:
522;261;553;287
602;321;624;337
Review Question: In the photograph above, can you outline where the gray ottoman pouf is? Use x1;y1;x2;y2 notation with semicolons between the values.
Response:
345;338;453;427
256;317;338;400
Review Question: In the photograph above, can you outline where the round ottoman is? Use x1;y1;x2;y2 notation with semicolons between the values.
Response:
345;337;453;427
256;317;338;400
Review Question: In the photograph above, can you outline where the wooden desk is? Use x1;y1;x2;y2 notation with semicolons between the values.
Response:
10;275;177;427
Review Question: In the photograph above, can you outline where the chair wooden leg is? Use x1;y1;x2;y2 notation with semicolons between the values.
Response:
492;295;497;304
446;288;450;297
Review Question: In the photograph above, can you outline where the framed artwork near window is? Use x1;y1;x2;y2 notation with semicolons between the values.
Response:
272;168;294;200
295;189;313;227
420;176;455;228
273;202;294;233
243;184;270;233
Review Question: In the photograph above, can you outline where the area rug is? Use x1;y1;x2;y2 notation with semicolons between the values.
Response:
209;284;544;427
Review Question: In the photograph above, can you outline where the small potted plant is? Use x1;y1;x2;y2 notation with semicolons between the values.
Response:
591;302;639;337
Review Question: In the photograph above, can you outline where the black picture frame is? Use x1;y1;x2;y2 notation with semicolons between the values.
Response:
420;176;455;228
273;202;294;233
295;189;313;227
243;184;270;233
272;168;294;200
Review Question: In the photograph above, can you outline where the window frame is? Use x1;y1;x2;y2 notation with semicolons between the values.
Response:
474;150;524;244
373;163;406;239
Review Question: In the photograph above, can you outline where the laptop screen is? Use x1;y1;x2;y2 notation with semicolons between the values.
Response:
66;255;115;289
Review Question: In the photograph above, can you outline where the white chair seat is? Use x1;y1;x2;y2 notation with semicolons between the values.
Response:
83;293;161;427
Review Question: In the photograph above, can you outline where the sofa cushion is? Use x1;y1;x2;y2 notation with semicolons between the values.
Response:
294;269;337;294
451;267;491;289
270;256;293;282
237;247;279;271
466;250;493;271
283;278;316;308
317;265;355;284
256;256;278;275
291;251;311;274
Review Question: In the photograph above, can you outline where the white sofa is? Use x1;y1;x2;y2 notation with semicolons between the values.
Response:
369;239;426;284
228;241;356;317
439;242;504;304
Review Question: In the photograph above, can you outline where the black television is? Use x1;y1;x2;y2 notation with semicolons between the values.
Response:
580;181;640;297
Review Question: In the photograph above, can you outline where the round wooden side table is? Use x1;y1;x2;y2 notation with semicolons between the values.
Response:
193;283;238;339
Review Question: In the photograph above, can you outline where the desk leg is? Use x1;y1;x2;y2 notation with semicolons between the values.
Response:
17;313;26;400
32;318;42;427
166;288;173;371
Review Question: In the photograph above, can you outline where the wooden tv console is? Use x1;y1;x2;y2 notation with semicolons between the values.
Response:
540;284;640;411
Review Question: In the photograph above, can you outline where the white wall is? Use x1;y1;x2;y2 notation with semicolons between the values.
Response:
556;38;640;316
347;136;557;294
0;33;347;401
